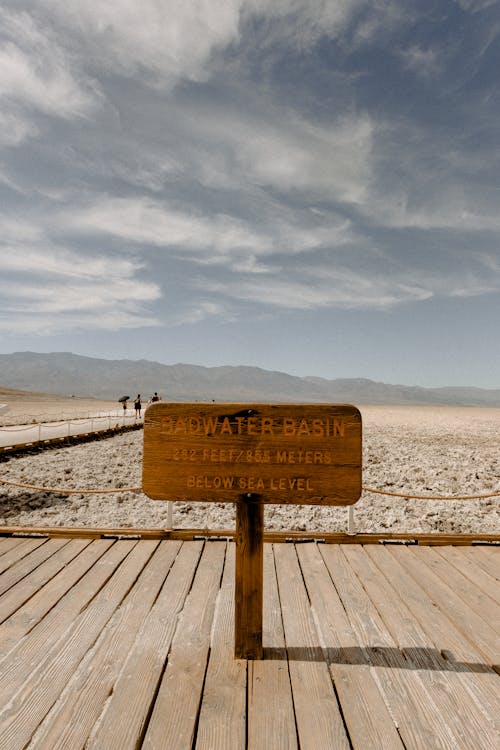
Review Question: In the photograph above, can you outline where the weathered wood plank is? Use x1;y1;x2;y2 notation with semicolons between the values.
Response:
0;540;155;750
86;541;204;750
365;545;500;737
0;538;48;576
0;540;134;700
0;539;70;597
29;541;182;750
343;544;499;749
320;545;460;749
143;542;226;750
0;538;114;658
411;546;500;631
297;543;403;749
465;547;499;581
464;546;499;581
247;544;298;750
433;545;500;603
1;524;498;546
0;538;25;557
0;539;91;624
274;543;350;750
195;544;247;750
393;546;500;665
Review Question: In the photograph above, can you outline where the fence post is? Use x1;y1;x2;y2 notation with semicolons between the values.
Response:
347;505;356;533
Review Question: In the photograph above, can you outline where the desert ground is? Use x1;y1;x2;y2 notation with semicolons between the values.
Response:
0;391;499;534
0;387;121;425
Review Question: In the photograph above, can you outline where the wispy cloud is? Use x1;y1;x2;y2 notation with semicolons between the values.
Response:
0;235;161;334
60;195;355;261
0;8;98;116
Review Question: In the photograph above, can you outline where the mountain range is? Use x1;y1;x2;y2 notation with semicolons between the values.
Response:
0;351;499;406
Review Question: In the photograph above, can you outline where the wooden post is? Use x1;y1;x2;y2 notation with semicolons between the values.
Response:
234;494;264;660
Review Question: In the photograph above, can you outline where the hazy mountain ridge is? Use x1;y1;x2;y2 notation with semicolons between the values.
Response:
0;352;499;406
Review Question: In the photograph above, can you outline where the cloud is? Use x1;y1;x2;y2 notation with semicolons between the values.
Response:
39;0;242;85
199;270;433;311
35;0;404;88
0;111;38;147
197;253;500;312
0;8;99;148
399;45;443;80
0;236;161;334
202;108;374;204
0;8;98;116
61;195;354;262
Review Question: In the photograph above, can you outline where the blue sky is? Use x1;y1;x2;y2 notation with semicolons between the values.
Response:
0;1;499;388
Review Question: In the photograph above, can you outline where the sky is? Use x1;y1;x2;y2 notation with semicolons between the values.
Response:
0;0;499;389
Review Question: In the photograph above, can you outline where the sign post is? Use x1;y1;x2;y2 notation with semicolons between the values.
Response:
235;493;264;659
142;403;362;659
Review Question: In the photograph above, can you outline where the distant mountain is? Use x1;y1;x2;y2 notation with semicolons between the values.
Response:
0;351;499;406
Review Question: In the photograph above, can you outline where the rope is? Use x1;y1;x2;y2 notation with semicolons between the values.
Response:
0;478;141;494
362;486;500;501
0;476;498;499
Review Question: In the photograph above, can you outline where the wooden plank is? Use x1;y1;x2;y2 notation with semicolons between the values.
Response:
411;546;500;631
1;524;499;546
247;544;298;750
319;545;461;749
393;546;499;665
0;538;25;557
296;543;403;749
462;546;499;582
195;544;247;750
0;540;156;750
0;538;70;597
86;541;204;750
433;545;500;603
142;542;227;750
0;538;115;658
274;543;350;750
343;544;499;749
0;540;134;696
0;538;48;576
235;495;263;659
29;540;182;750
0;538;91;624
365;545;500;737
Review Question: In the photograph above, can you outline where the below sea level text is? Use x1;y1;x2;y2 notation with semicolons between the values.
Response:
187;475;316;492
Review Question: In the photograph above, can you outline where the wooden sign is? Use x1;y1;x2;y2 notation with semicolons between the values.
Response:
143;403;362;506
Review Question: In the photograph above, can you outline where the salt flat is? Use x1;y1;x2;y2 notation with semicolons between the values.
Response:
0;403;498;534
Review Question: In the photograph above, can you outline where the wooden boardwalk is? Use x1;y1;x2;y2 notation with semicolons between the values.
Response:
0;535;498;749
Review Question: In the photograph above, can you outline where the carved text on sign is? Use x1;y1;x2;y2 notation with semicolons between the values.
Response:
142;403;362;506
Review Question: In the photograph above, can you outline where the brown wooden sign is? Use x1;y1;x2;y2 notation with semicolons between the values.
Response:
142;403;362;506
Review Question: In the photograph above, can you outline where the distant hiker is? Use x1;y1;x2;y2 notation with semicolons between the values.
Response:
122;400;127;413
151;392;160;402
134;395;142;417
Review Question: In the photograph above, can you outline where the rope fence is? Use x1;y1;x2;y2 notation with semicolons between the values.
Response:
1;478;498;536
0;414;141;441
0;476;498;500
